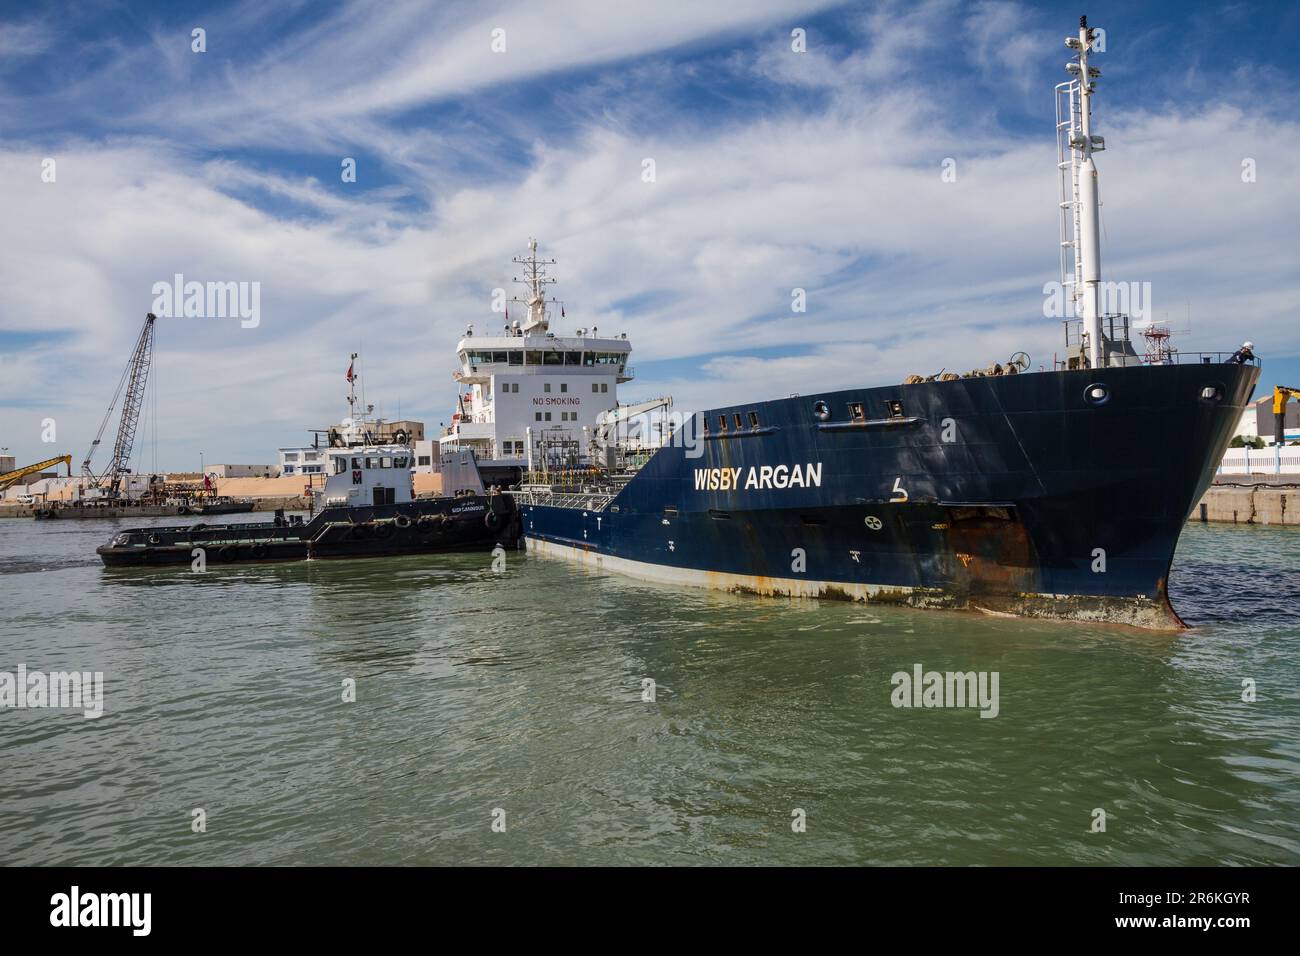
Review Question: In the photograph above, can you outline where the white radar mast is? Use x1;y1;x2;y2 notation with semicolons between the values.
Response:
512;238;557;333
1056;15;1106;368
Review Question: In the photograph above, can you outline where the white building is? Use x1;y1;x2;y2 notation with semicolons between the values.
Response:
437;239;633;471
278;446;328;476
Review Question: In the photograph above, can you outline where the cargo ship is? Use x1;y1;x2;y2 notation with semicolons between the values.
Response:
461;17;1258;629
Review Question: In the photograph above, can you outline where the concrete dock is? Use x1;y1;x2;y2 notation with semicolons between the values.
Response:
1196;476;1299;526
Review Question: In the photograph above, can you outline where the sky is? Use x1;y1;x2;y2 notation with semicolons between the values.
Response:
1;0;1298;470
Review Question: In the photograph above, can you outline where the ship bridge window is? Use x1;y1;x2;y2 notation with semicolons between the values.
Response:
565;352;582;365
509;351;523;365
493;352;508;363
884;399;905;419
544;350;564;365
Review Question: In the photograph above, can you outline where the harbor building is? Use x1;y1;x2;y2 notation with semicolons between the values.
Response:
206;463;281;478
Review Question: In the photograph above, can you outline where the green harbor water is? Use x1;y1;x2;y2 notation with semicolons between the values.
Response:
1;517;1296;865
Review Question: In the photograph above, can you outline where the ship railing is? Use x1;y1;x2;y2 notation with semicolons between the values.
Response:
1135;351;1261;367
1053;351;1261;371
511;487;618;511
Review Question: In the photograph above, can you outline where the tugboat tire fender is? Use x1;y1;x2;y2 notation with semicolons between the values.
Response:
218;545;238;561
148;533;163;545
250;544;269;558
484;510;503;530
393;514;412;530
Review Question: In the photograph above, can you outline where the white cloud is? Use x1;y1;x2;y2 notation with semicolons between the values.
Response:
1;2;1298;469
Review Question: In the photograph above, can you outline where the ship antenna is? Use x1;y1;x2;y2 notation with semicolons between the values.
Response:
511;237;557;333
1056;14;1106;368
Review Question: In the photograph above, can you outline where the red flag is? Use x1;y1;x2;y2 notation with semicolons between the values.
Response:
346;361;354;383
203;474;213;491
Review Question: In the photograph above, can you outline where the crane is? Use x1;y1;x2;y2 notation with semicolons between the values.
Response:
1273;385;1300;445
81;312;157;499
0;454;72;492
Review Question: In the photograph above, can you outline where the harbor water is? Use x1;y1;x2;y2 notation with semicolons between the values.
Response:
1;517;1296;866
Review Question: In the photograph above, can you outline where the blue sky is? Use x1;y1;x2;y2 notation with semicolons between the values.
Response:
1;0;1298;469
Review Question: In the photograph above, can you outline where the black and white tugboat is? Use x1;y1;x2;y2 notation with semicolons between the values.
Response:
97;371;519;567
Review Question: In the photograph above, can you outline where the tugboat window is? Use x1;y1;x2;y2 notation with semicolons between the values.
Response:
352;457;362;470
381;457;393;469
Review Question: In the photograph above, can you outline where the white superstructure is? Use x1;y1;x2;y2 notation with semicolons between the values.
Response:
438;239;634;468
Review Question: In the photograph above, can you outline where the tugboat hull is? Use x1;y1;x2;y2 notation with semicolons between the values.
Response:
97;495;519;567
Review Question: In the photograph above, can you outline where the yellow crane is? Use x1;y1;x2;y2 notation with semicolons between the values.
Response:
0;454;73;492
1273;386;1300;445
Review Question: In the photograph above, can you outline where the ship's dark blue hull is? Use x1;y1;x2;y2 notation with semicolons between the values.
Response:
519;362;1258;628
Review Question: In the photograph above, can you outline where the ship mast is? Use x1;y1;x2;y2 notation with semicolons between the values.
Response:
512;238;557;333
1057;15;1106;368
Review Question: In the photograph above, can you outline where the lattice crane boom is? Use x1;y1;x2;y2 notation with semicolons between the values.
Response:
81;312;157;497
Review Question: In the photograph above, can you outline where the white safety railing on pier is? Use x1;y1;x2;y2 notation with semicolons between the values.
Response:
1217;446;1300;475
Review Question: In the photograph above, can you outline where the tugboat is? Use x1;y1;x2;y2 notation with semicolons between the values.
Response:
97;441;517;566
496;18;1260;630
97;371;519;567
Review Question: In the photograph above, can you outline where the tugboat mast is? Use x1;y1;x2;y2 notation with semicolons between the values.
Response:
1058;15;1106;368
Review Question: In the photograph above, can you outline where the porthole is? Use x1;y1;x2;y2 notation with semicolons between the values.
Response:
813;400;831;421
1083;383;1110;406
1199;384;1225;404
